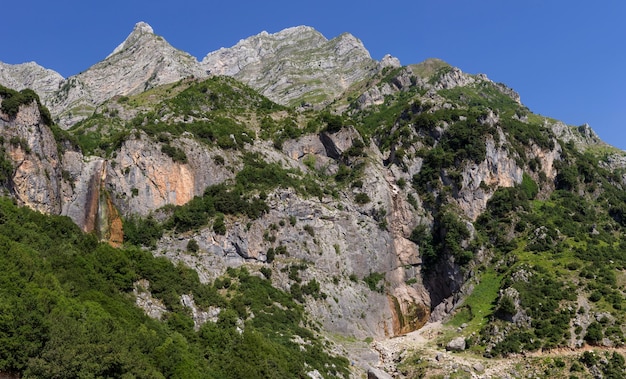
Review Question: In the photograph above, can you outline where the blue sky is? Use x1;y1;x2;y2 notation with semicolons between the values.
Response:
2;1;625;149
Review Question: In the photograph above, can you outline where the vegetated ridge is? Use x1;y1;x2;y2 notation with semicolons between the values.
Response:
0;21;626;378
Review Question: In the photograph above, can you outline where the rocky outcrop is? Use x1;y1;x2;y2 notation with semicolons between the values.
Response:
2;24;382;127
551;121;604;149
0;95;125;245
456;135;523;220
357;67;419;109
202;26;378;106
145;129;436;339
433;67;477;90
134;279;168;320
367;366;393;379
0;100;63;214
379;54;401;69
60;157;123;245
106;133;235;216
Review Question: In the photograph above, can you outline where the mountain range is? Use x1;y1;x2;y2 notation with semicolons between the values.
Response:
1;21;625;378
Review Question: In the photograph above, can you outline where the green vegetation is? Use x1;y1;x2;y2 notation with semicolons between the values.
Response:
7;55;626;375
161;143;188;163
0;137;13;185
471;145;626;355
409;207;472;269
363;272;385;293
0;196;348;378
124;151;327;235
68;76;286;156
354;192;371;204
438;81;519;115
448;270;502;335
164;183;268;232
0;85;53;125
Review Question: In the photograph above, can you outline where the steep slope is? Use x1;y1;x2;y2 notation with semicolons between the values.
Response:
0;86;63;214
45;22;207;128
202;26;380;106
0;84;126;245
3;24;626;379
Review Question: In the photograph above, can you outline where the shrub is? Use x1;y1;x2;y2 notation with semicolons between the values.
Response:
303;225;315;237
589;291;602;302
290;283;304;302
355;193;371;204
161;144;188;163
496;295;516;318
213;213;226;235
187;239;199;253
584;322;603;345
301;279;322;299
265;248;275;263
259;267;272;279
213;155;225;165
363;272;385;293
521;173;539;199
320;112;343;133
123;215;163;248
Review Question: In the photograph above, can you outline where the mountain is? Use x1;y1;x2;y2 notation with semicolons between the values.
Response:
1;22;626;378
46;22;208;127
3;22;387;130
202;25;381;106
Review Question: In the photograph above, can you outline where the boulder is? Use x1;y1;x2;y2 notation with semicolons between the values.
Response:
367;367;393;379
446;337;466;352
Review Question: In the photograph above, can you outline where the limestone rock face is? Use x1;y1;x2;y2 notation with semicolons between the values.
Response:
61;155;105;230
2;24;382;128
202;26;378;106
551;121;604;148
147;129;434;339
0;101;62;214
105;133;235;217
367;367;394;379
456;136;523;220
433;67;476;90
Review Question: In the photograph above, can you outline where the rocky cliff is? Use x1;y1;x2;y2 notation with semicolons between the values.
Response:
0;29;596;340
1;22;624;379
106;133;235;216
0;100;63;214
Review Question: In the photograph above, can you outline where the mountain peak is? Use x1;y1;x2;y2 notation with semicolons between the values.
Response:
107;21;156;58
48;20;205;128
274;25;320;38
133;21;154;35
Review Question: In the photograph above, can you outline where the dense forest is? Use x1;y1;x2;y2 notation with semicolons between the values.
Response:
0;196;348;378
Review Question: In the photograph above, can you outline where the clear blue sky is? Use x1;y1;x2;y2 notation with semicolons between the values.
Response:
2;1;625;149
